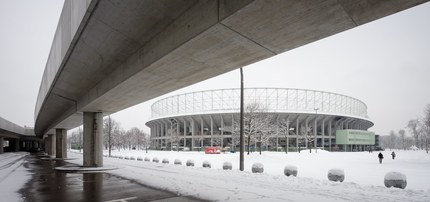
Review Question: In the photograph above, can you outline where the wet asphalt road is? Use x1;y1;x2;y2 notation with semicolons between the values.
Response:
19;154;205;202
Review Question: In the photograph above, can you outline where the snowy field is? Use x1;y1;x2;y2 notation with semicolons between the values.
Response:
66;149;430;201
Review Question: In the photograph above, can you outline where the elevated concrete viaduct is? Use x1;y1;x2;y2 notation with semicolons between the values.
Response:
34;0;428;166
0;117;42;154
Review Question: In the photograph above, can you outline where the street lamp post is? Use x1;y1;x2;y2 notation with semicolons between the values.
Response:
239;68;244;171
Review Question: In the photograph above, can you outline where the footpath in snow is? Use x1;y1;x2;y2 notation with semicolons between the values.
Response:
66;150;430;202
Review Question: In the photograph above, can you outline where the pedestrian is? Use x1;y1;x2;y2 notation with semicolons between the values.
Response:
391;151;396;160
378;152;384;164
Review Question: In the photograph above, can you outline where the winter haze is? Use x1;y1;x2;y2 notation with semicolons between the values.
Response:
0;0;430;137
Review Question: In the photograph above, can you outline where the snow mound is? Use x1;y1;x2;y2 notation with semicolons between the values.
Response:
328;169;345;182
174;159;182;165
137;156;143;161
144;157;150;161
252;162;264;173
223;161;232;170
152;157;159;163
162;158;169;164
384;172;407;189
284;165;298;177
186;159;194;167
203;161;211;168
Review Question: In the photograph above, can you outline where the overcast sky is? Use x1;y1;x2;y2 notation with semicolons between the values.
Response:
1;1;429;136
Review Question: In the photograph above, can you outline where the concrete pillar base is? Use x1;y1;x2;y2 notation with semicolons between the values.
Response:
0;137;4;153
56;129;67;158
83;112;103;167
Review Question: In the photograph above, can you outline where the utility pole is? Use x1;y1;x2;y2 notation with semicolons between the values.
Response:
240;68;244;171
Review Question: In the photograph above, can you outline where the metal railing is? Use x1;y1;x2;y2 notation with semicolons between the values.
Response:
151;88;368;120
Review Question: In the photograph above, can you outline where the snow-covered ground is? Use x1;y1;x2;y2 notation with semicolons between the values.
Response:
66;149;430;201
0;152;31;202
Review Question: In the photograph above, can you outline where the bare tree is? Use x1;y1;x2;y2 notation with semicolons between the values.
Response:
233;103;274;155
422;104;430;153
193;130;204;152
299;125;314;153
388;130;397;150
103;116;121;156
407;119;421;148
142;131;151;153
277;118;291;154
398;129;406;150
169;128;181;152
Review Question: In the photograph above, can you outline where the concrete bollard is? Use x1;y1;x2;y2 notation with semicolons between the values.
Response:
152;157;159;163
284;165;298;177
328;169;345;182
174;159;182;165
384;172;407;189
252;162;264;173
137;156;143;161
144;157;150;162
202;161;211;168
223;161;232;170
186;159;194;167
162;158;169;164
130;156;136;160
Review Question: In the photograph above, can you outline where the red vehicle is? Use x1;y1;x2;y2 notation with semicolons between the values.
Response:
205;147;221;154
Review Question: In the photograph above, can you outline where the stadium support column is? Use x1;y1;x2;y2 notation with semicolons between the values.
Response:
305;118;309;149
0;137;4;153
83;112;103;167
296;118;299;150
191;118;195;151
183;120;187;149
314;118;317;151
322;118;325;150
286;118;290;152
201;117;204;149
210;116;213;147
329;120;332;151
220;115;224;148
56;129;67;158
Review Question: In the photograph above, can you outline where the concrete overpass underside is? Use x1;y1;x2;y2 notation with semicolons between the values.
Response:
35;0;428;136
33;0;428;166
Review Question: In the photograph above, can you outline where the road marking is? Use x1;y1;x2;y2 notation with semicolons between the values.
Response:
105;196;137;202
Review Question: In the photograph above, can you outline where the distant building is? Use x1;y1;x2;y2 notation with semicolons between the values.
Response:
146;88;374;152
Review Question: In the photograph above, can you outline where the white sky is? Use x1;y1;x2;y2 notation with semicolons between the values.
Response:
0;1;429;136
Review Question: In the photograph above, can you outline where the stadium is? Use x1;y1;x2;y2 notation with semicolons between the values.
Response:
146;88;375;152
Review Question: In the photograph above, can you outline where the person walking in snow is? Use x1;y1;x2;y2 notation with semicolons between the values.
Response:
391;151;396;160
378;152;384;164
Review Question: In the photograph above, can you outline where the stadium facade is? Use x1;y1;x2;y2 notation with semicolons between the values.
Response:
146;88;375;152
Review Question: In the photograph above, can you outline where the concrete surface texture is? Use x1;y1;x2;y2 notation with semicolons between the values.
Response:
34;0;429;136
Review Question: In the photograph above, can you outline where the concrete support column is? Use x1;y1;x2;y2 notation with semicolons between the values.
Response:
56;129;67;158
15;138;20;152
47;134;56;155
0;137;4;153
83;112;103;167
44;137;48;153
329;120;333;151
